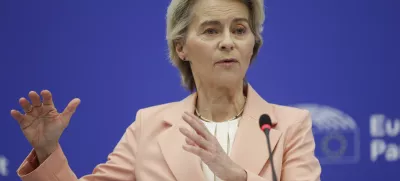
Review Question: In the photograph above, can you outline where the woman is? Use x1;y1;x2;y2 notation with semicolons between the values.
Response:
11;0;321;180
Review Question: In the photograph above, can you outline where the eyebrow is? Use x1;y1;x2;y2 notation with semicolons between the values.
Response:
199;18;249;28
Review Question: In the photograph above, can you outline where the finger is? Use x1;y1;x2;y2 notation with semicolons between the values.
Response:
60;98;81;121
185;112;210;130
182;113;210;140
186;112;208;127
10;109;34;130
186;112;215;139
41;90;54;106
182;112;212;140
10;109;25;125
19;97;32;113
185;137;197;146
28;91;42;107
179;127;209;149
182;144;210;159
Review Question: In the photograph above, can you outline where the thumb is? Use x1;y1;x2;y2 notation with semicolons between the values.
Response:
60;98;81;123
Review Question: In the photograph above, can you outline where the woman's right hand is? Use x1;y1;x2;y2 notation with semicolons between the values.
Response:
10;90;81;164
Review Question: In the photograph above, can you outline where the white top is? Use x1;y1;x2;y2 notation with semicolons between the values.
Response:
201;118;240;181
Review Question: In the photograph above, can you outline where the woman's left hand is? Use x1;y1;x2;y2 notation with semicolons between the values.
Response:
179;112;247;181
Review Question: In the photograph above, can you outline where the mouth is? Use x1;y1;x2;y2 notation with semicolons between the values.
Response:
215;58;238;64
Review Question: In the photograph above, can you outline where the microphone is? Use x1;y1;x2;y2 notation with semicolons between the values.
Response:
259;114;278;181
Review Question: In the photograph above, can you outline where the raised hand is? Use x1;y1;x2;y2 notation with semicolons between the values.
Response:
179;112;247;181
10;90;80;164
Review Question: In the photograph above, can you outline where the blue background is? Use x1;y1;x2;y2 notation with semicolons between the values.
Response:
1;0;398;180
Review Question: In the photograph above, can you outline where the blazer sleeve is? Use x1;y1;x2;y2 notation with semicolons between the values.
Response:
17;109;143;181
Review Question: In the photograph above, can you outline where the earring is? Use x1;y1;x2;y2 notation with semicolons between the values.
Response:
183;58;190;62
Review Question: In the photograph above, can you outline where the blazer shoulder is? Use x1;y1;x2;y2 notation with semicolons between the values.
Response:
270;103;311;129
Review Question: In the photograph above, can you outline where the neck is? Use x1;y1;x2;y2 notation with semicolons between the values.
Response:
195;81;246;122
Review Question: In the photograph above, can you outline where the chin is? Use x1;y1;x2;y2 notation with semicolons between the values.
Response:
213;75;243;86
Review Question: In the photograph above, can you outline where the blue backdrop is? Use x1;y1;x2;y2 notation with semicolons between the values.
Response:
1;0;398;180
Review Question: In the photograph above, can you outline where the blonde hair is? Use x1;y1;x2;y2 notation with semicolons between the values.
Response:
166;0;265;91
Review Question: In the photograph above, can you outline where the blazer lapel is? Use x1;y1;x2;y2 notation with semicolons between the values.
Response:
157;94;206;181
230;85;282;175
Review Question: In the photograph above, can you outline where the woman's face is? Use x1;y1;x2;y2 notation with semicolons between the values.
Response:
176;0;256;88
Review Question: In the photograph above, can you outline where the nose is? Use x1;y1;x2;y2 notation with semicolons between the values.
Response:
218;31;234;51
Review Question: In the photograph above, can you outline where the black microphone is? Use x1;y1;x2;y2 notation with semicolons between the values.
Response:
259;114;278;181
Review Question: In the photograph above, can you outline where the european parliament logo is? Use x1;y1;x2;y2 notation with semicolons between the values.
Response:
370;114;400;162
293;104;360;164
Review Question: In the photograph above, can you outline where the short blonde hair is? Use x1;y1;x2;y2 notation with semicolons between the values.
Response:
166;0;265;91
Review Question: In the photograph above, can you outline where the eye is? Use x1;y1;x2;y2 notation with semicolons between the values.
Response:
233;26;247;35
204;28;218;35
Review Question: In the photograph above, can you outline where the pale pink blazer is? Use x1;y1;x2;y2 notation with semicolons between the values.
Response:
17;85;321;181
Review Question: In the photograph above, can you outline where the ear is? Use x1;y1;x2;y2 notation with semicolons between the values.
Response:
175;41;188;61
